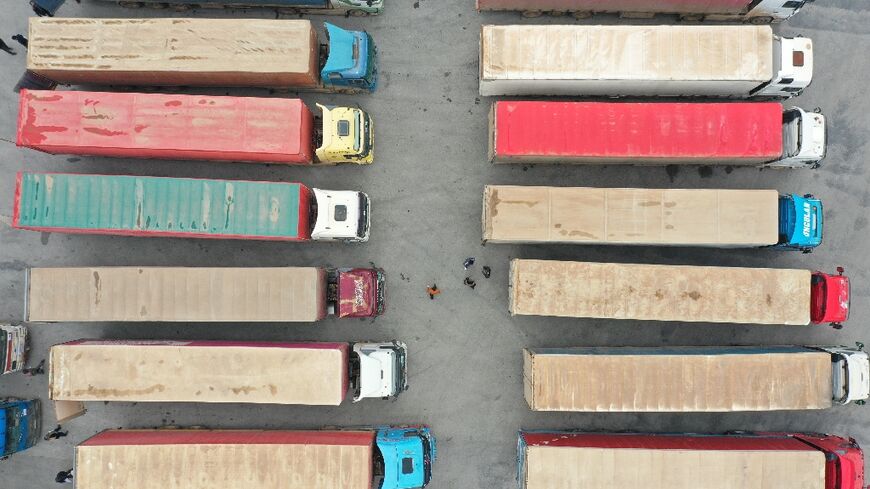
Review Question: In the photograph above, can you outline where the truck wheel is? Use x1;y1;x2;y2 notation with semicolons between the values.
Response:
832;323;843;330
749;16;773;25
522;10;543;17
571;11;591;19
349;9;370;16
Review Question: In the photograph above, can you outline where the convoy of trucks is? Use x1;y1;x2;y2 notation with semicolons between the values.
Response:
20;19;377;93
477;0;813;23
31;0;384;17
509;259;850;327
483;187;823;251
13;172;372;242
17;90;375;165
0;399;41;459
25;266;385;322
489;101;826;169
74;427;434;489
479;25;812;99
517;431;865;489
523;346;870;412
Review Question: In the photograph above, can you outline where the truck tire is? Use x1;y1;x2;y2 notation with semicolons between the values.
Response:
749;16;773;25
522;10;543;17
349;9;370;16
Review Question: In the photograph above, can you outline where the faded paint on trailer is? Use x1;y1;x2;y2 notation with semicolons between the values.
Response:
477;0;753;14
491;101;783;164
13;173;312;241
17;90;315;164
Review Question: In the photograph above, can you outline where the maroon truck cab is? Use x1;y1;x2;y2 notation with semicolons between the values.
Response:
335;268;386;318
811;267;850;328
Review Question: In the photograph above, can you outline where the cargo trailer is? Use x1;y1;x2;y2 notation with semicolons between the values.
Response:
479;25;811;99
489;101;826;169
18;90;374;165
509;259;849;327
517;431;864;489
19;19;377;93
13;172;371;242
0;399;41;459
523;346;869;412
32;0;383;17
25;266;385;322
49;340;408;421
0;325;28;375
483;186;822;252
477;0;813;23
75;427;435;489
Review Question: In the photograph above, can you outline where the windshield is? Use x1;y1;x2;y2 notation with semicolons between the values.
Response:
782;109;802;158
354;112;361;152
832;355;848;403
357;193;369;239
810;273;827;322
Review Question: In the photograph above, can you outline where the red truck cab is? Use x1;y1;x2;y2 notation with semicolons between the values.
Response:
791;433;865;489
335;268;386;318
811;267;850;328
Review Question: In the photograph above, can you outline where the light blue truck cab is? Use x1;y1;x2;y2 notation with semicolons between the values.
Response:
0;399;41;459
376;426;436;489
31;0;383;17
777;193;823;252
321;23;378;92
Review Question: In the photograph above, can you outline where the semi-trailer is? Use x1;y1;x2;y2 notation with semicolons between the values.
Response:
25;266;385;322
509;259;850;327
517;431;865;489
49;340;408;421
19;19;377;93
477;0;813;23
0;399;41;459
0;325;28;375
479;25;811;99
483;187;822;252
13;172;371;242
74;427;435;489
489;101;826;169
32;0;384;17
17;90;374;165
523;346;870;412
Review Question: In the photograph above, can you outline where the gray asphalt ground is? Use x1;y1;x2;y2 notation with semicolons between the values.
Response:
1;0;869;487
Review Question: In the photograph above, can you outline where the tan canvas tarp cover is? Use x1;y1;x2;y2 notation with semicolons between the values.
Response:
76;430;374;489
509;259;811;325
523;347;832;412
26;267;327;322
522;445;826;489
50;341;348;406
27;18;319;87
483;186;778;246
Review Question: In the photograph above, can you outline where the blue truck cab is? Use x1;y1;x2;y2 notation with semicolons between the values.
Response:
0;399;41;459
376;426;436;489
777;193;823;252
321;23;378;92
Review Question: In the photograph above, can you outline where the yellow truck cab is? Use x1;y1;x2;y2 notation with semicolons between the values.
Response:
315;103;373;165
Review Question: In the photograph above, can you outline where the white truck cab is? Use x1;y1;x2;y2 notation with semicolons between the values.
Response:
773;107;826;168
821;346;870;404
311;188;371;242
757;37;813;98
352;341;409;402
745;0;814;23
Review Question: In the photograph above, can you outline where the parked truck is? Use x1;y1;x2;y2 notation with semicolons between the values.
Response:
13;172;371;242
523;346;869;412
75;427;435;489
0;399;41;459
49;340;408;421
25;266;385;322
509;259;850;327
477;0;813;23
479;25;811;99
17;90;374;165
489;101;826;169
517;431;864;489
31;0;383;18
19;19;377;93
0;325;28;375
484;187;823;252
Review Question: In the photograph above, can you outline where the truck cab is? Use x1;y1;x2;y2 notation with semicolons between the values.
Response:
310;188;371;242
776;194;822;251
756;37;814;98
375;426;436;489
321;23;378;92
352;341;408;402
811;267;850;328
336;0;384;15
0;399;41;459
791;433;865;489
746;0;814;23
774;107;826;168
315;104;374;165
820;346;870;405
328;268;386;318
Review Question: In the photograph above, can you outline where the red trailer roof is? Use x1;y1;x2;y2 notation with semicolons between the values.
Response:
492;101;783;163
477;0;752;15
81;429;375;447
17;90;314;164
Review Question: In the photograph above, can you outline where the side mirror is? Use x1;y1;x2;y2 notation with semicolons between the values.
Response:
837;266;845;275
